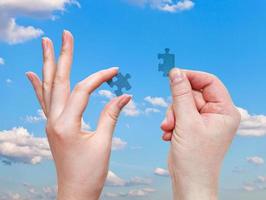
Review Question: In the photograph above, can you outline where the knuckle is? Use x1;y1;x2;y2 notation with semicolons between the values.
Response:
105;109;119;122
52;79;70;91
43;81;51;90
98;70;106;77
172;87;191;100
45;122;64;136
234;107;242;124
60;48;68;57
74;82;85;93
53;75;68;85
209;73;221;83
201;71;221;83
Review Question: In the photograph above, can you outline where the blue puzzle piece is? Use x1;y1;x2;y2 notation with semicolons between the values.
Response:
158;48;175;77
107;72;132;96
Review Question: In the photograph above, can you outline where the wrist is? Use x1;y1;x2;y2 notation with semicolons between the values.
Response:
57;182;102;200
170;169;219;200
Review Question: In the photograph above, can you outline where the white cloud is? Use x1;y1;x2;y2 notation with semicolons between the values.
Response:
26;110;90;131
128;176;152;186
104;188;155;198
104;192;123;198
127;0;194;13
123;100;140;117
106;171;151;187
2;184;58;200
25;109;46;123
0;17;44;44
128;188;155;197
158;0;194;12
144;96;168;107
0;57;5;65
247;156;264;166
106;171;127;187
112;137;127;151
98;90;115;99
0;126;123;165
243;185;255;192
0;127;52;165
257;176;266;183
6;78;12;84
237;107;266;137
98;90;140;117
0;0;79;44
145;108;161;115
154;167;169;177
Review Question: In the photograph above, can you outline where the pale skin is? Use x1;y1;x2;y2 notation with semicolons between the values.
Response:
26;30;240;200
26;30;131;200
160;68;241;200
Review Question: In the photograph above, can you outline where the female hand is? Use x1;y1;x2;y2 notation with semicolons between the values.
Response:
161;68;240;200
26;30;131;200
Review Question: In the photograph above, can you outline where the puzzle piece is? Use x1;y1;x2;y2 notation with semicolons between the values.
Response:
158;48;175;77
107;72;132;96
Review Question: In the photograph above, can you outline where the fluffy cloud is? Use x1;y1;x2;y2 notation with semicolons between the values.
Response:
144;96;168;107
98;90;115;99
247;156;264;166
128;176;152;186
0;17;44;44
145;108;161;115
98;90;140;117
106;171;151;187
127;0;194;13
243;185;255;192
25;109;46;123
237;107;266;137
0;57;5;65
0;127;52;165
5;78;12;84
257;176;266;183
104;188;155;198
104;192;125;198
106;171;127;187
241;175;266;192
112;137;127;150
0;0;79;44
0;127;124;165
0;184;57;200
25;109;90;130
154;167;169;177
123;100;141;117
0;193;22;200
128;188;156;197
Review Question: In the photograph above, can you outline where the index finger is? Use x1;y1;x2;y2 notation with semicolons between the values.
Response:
62;67;119;121
184;70;232;104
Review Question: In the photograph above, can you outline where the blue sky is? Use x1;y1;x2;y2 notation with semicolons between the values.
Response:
0;0;266;199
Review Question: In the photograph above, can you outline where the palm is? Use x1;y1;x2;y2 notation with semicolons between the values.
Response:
27;31;131;200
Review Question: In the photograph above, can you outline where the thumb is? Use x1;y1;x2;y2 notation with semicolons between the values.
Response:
169;68;198;123
96;94;131;140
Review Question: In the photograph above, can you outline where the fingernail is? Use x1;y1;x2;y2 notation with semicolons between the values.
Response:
42;37;50;56
170;68;184;84
26;72;33;81
111;67;119;71
118;95;131;108
161;118;167;126
63;30;69;48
